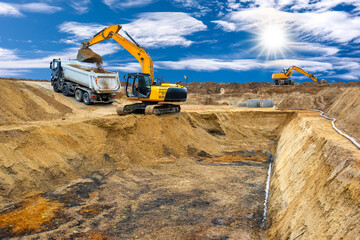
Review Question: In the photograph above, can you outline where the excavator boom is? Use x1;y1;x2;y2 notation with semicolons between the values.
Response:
79;24;154;80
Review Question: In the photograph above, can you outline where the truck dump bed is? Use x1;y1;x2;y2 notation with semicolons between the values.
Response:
61;61;120;94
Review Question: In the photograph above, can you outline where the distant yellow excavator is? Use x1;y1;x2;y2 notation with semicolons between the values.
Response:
78;24;187;115
272;66;327;85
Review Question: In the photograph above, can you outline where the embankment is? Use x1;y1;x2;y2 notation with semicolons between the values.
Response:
267;112;360;239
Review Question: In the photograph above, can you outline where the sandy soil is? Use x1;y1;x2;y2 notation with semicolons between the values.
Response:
268;111;360;240
183;82;360;139
0;79;359;239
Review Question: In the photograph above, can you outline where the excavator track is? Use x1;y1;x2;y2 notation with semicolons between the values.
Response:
145;104;180;115
117;103;180;116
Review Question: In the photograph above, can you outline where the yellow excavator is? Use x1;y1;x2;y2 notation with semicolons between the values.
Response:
77;24;187;115
272;66;327;85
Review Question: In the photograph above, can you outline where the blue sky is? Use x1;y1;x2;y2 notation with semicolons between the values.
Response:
0;0;359;83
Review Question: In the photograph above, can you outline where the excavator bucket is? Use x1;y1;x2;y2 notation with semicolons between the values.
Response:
77;48;103;66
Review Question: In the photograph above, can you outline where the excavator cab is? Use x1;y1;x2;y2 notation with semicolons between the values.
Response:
125;73;152;99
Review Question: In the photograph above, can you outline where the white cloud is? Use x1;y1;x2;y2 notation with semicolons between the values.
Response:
0;69;30;77
0;2;22;16
291;0;360;12
155;58;333;73
0;44;119;73
172;0;226;17
89;42;122;56
68;0;91;14
14;3;62;13
289;42;340;56
213;8;360;44
58;21;105;44
212;20;236;31
107;62;141;72
58;12;207;48
102;0;154;9
0;2;62;16
225;0;360;12
122;12;207;47
0;47;18;60
154;56;360;81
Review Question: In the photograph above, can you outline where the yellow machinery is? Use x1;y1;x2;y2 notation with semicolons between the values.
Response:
78;24;187;115
272;66;327;85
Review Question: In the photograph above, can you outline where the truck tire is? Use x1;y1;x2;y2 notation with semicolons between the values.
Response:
83;92;91;105
62;83;70;96
75;89;83;102
53;82;60;92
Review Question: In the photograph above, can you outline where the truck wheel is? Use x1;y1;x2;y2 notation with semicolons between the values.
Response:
75;89;83;102
53;82;60;92
62;83;70;96
83;92;91;105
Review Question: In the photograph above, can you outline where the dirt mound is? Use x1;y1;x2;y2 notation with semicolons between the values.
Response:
69;63;111;74
0;80;72;125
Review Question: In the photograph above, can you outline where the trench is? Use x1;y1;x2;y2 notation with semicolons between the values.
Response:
0;110;359;239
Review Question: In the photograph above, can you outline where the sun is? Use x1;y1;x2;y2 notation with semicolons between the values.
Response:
256;24;289;59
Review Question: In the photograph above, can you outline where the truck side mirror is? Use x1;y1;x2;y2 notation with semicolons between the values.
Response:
123;74;126;80
50;62;53;69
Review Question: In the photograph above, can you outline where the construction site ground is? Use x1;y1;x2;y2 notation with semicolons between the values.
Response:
0;79;359;239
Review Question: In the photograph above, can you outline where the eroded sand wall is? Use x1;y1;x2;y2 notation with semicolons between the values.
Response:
267;113;360;239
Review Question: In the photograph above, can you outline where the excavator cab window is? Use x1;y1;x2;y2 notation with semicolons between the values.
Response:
126;74;151;99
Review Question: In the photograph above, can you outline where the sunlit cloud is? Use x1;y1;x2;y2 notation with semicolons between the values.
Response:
58;12;207;48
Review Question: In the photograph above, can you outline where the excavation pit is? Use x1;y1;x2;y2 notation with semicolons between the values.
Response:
0;109;359;239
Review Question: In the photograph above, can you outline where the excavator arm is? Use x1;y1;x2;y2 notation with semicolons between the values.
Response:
284;66;319;83
80;24;154;81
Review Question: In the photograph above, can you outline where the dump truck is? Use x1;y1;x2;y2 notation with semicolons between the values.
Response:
50;59;120;105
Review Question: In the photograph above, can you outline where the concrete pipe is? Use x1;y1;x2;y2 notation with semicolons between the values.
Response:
262;99;274;108
248;99;261;108
237;102;247;107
